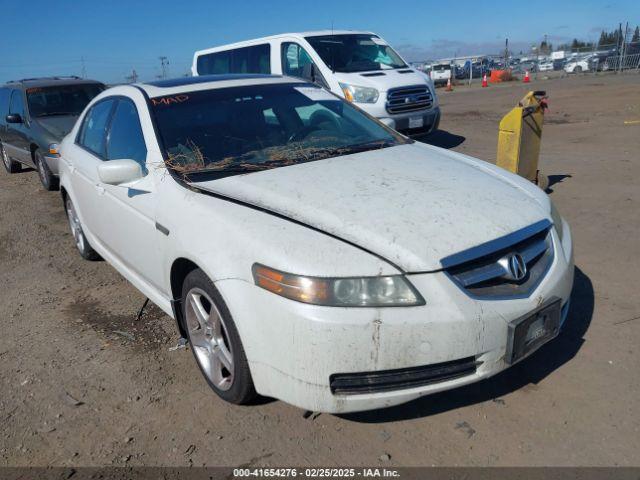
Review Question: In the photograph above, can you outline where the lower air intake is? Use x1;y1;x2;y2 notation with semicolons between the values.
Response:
330;356;480;395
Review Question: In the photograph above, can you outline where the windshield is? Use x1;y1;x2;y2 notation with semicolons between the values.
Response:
150;83;407;179
432;64;450;71
26;84;105;118
305;34;407;73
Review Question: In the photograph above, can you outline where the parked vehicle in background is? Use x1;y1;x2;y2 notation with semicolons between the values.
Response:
564;57;590;73
538;60;554;72
0;77;104;190
552;58;567;70
192;31;440;135
430;62;452;86
58;75;573;413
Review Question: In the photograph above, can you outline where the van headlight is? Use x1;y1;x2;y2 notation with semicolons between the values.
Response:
550;200;564;242
252;264;424;307
339;83;379;104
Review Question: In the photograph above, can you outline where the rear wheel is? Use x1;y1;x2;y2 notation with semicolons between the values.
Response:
35;150;59;191
574;66;583;74
65;196;100;261
1;142;21;173
182;268;256;405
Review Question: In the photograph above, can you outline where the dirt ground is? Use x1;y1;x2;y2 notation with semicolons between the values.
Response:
1;73;639;468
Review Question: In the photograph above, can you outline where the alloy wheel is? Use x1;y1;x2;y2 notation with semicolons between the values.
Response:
66;197;86;253
185;287;235;391
1;144;9;169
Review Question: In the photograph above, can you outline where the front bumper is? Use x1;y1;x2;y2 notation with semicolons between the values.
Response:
375;107;440;135
43;155;60;176
215;223;573;413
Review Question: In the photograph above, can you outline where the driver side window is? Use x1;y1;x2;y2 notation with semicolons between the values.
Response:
106;99;148;174
281;43;327;88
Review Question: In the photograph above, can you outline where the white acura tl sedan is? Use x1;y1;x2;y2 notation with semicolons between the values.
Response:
58;74;573;413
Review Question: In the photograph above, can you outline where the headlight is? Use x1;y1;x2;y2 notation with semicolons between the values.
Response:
48;143;60;156
252;264;424;307
339;83;379;104
550;200;564;242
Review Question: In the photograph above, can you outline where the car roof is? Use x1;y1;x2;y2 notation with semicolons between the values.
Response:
136;74;306;98
3;76;105;89
193;30;375;56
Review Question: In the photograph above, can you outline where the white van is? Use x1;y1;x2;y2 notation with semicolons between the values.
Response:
192;31;440;134
430;63;452;86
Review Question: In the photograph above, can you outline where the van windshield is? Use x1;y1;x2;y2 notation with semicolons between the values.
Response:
305;34;407;73
150;83;407;179
26;84;104;118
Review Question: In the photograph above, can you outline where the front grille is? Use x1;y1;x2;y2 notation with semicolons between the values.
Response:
330;356;480;395
443;220;554;299
386;85;433;114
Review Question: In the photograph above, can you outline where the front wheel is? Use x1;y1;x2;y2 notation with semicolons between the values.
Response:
35;151;59;191
1;142;21;174
574;66;583;74
65;196;100;261
182;268;256;405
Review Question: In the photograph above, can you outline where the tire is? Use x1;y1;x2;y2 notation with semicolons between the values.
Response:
574;66;582;74
1;142;21;174
35;150;59;191
64;195;101;261
181;268;256;405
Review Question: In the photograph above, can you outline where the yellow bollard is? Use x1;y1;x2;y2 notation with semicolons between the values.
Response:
496;91;548;185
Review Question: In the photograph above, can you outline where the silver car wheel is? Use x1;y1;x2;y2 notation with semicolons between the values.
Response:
185;287;234;391
37;155;47;184
1;144;9;168
66;197;86;253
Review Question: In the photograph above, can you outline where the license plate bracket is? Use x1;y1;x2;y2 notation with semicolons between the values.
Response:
409;116;424;129
506;298;561;364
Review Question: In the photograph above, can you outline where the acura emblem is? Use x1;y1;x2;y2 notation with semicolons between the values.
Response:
507;253;527;281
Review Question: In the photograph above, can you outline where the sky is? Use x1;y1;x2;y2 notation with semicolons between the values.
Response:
1;0;638;84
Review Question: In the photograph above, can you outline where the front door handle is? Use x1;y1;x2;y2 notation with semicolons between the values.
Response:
96;184;105;195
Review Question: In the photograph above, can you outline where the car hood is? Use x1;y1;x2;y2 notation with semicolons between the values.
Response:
332;68;430;92
191;143;549;272
33;115;78;140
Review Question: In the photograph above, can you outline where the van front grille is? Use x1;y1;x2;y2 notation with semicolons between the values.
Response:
386;85;433;114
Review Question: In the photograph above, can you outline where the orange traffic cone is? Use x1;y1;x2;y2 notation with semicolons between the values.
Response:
523;70;530;83
482;73;488;87
445;77;453;91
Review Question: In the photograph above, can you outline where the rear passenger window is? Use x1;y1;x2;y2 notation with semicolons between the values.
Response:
78;99;115;157
197;44;270;75
106;99;147;173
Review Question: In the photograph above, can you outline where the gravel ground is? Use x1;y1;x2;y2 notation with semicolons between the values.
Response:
0;72;639;467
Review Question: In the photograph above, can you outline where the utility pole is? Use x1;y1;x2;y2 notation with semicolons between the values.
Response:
81;56;86;78
504;38;509;68
125;69;138;83
159;56;169;79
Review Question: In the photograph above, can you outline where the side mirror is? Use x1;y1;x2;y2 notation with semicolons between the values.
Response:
97;159;143;186
6;114;23;124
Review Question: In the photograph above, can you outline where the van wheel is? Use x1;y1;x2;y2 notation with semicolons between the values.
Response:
574;66;582;74
1;142;21;174
181;268;256;405
64;196;100;261
35;150;59;191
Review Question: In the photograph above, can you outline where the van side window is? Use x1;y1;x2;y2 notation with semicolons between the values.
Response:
282;43;314;78
197;44;271;75
9;90;25;117
106;99;148;174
